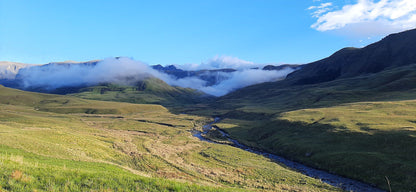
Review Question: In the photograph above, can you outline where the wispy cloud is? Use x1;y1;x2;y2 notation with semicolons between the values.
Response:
309;0;416;36
198;68;294;96
308;2;333;18
168;55;294;96
177;55;258;70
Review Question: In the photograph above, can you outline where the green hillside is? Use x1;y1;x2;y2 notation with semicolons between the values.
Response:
213;99;416;191
0;85;337;191
203;29;416;192
286;29;416;85
215;63;416;113
70;78;212;109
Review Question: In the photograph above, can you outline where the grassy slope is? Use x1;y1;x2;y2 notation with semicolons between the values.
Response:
276;101;416;190
0;85;337;191
0;145;221;192
205;64;416;191
215;64;416;114
70;78;212;109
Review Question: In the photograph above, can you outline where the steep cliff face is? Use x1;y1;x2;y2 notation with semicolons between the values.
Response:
0;61;31;80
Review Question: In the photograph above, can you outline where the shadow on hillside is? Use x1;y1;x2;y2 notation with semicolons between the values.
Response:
222;119;416;192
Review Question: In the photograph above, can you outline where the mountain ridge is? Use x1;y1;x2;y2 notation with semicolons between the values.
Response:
0;61;33;80
217;28;416;109
286;28;416;85
203;28;416;191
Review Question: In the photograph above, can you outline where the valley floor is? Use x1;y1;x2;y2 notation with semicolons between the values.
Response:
213;99;416;192
0;86;338;191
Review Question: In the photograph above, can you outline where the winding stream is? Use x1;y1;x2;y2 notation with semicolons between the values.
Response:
193;118;385;192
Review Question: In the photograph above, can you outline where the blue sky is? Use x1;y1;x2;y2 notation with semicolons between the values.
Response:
1;0;415;66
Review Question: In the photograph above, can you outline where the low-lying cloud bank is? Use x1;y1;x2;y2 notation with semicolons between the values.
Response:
18;57;169;89
17;57;294;97
170;68;293;96
176;55;262;70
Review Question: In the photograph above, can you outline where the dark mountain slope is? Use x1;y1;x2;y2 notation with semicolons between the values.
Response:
210;64;416;191
203;29;416;191
214;28;416;113
262;64;302;71
287;28;416;85
215;63;416;114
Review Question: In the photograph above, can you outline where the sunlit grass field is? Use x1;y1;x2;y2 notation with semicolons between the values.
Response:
70;79;209;108
215;99;416;191
0;86;337;191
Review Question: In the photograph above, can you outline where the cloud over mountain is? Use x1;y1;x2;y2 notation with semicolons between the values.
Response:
18;57;169;89
15;57;295;97
198;68;294;96
176;55;259;70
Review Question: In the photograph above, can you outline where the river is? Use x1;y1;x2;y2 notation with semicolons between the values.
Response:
193;118;385;192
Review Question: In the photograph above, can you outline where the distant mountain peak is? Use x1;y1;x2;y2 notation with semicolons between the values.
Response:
0;61;31;80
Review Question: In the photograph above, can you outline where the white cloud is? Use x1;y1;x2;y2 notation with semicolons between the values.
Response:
167;76;208;90
199;68;294;97
309;0;416;36
163;66;294;97
17;57;295;97
176;55;259;70
308;2;333;18
19;57;172;89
